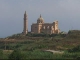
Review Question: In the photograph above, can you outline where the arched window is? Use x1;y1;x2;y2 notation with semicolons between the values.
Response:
47;26;49;29
51;26;53;29
43;26;45;29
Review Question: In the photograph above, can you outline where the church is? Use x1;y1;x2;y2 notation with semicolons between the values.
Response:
23;11;60;35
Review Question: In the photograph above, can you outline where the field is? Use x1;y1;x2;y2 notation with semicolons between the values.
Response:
0;30;80;59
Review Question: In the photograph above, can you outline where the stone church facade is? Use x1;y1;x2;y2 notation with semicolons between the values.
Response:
31;14;60;34
23;11;60;35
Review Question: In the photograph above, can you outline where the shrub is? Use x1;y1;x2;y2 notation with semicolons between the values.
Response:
68;45;80;52
0;49;3;59
26;50;53;59
8;49;26;60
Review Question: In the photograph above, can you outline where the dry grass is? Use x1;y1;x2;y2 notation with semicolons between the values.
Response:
3;50;13;53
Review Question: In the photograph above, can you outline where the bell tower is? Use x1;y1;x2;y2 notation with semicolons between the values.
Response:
23;11;28;35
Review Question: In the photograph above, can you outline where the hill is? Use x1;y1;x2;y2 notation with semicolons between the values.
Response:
0;30;80;59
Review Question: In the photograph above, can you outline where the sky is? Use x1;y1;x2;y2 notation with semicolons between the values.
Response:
0;0;80;38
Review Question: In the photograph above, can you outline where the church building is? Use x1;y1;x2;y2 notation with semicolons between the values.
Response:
23;11;60;35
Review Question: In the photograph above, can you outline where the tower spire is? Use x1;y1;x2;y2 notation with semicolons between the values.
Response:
23;11;28;35
24;11;27;17
25;11;26;14
40;14;41;18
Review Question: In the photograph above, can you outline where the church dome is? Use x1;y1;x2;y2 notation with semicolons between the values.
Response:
37;14;44;23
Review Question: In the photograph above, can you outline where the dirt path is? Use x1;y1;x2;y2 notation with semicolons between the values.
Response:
45;50;64;54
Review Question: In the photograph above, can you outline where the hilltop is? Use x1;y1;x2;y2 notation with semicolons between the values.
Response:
0;30;80;50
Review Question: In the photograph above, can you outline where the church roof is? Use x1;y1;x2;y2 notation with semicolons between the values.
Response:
37;14;44;21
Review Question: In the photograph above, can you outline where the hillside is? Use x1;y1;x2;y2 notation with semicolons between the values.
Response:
0;30;80;59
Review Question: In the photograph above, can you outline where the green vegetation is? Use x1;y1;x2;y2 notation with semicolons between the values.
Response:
9;49;26;60
68;45;80;52
0;50;3;59
26;32;67;37
0;30;80;59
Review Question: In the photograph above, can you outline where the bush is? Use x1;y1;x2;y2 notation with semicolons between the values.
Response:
8;49;26;60
62;52;77;58
0;49;3;59
76;56;80;59
68;45;80;52
26;50;53;59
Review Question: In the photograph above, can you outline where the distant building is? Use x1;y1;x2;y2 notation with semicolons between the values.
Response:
23;11;60;35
